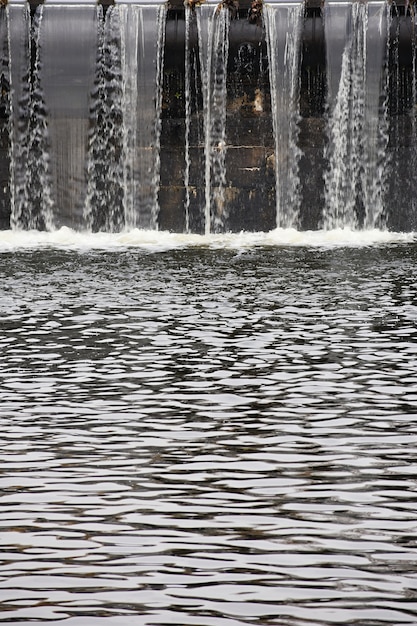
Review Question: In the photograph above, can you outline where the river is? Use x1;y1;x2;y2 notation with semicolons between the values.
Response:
1;228;417;625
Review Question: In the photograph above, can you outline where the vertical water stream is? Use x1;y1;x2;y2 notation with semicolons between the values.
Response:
324;1;389;230
41;4;96;228
3;0;416;234
197;3;230;235
408;35;417;227
7;2;167;234
387;8;417;231
9;4;53;231
85;4;167;232
0;4;11;227
85;5;125;233
184;6;192;233
264;2;303;229
182;5;205;234
119;3;167;230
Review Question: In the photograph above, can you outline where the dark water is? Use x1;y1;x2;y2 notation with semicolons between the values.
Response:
1;241;417;625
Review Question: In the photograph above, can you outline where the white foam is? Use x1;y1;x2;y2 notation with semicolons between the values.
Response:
0;226;414;252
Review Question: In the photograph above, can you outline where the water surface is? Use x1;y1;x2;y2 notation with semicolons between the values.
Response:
1;230;417;625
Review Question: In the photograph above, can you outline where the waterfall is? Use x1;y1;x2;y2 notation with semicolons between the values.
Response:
85;4;167;232
184;6;192;233
41;4;96;229
0;10;8;112
2;1;417;235
407;15;417;231
119;3;167;231
323;1;389;230
0;4;11;227
386;7;417;231
7;2;167;234
9;4;53;231
85;5;125;233
183;6;205;234
197;4;230;235
264;2;303;230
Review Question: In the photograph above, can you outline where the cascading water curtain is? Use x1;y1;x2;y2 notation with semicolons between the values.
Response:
264;2;303;230
197;4;230;235
184;5;193;233
405;13;417;223
184;6;205;234
409;32;417;222
0;4;11;223
0;10;9;116
85;4;125;233
152;4;167;232
86;4;167;233
323;1;390;230
362;4;390;230
119;3;166;231
387;7;417;231
10;4;53;231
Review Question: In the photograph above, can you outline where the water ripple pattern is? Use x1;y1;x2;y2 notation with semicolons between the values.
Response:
1;243;417;625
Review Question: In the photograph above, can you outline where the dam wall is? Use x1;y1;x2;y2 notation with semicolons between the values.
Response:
0;0;417;233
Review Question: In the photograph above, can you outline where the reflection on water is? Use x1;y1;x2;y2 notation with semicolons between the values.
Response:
1;237;417;625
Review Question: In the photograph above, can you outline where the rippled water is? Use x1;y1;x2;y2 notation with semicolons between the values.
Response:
1;231;417;625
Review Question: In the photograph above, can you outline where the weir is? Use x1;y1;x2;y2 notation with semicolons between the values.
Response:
0;0;416;233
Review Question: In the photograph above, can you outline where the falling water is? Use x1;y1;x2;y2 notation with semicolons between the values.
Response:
84;4;167;233
184;6;192;233
264;2;303;229
85;5;125;233
183;6;205;234
7;2;167;233
40;4;97;229
0;10;8;113
9;4;53;231
405;15;417;225
153;5;167;230
387;7;417;231
3;1;417;235
198;4;230;235
120;3;166;230
0;4;11;225
324;1;390;230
